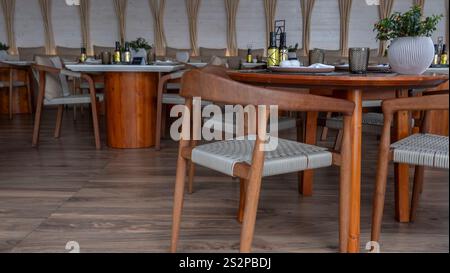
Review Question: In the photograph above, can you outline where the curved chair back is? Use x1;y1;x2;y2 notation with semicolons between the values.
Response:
180;66;355;116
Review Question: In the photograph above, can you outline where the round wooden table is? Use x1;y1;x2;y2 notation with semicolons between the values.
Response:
66;64;184;149
229;70;449;252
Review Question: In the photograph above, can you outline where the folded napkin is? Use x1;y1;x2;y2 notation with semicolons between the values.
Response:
308;63;335;69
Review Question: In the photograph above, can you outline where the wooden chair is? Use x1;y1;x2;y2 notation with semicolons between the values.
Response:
31;56;103;149
171;66;355;253
371;94;449;245
0;64;32;119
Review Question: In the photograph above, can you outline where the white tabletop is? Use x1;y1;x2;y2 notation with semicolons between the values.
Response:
241;62;266;68
0;60;34;66
66;64;185;73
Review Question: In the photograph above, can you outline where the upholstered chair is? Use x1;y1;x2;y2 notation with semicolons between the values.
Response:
31;56;103;149
18;47;46;62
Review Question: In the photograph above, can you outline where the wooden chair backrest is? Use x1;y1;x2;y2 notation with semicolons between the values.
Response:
180;66;355;116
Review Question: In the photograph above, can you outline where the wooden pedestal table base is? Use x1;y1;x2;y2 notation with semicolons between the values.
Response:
104;72;158;149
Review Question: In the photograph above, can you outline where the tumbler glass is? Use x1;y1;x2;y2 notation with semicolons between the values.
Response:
349;47;370;74
309;49;325;65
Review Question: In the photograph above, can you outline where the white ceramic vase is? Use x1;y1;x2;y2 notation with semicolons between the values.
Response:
388;37;434;75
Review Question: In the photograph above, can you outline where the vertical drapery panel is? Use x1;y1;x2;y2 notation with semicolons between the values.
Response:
79;0;91;55
225;0;239;56
263;0;277;48
186;0;201;56
149;0;167;56
0;0;16;54
378;0;394;56
300;0;315;55
39;0;55;54
338;0;352;57
445;0;448;48
113;0;127;44
413;0;425;11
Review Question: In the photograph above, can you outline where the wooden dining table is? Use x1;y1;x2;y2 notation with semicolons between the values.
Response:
228;70;449;252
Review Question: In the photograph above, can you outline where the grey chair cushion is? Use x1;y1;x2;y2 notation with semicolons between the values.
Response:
56;46;81;62
192;137;332;177
34;55;64;100
79;82;105;90
237;48;265;59
391;134;449;169
165;47;192;59
200;47;227;58
18;46;46;61
44;93;104;106
93;45;115;57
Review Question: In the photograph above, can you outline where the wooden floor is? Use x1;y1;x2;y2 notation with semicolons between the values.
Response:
0;110;448;253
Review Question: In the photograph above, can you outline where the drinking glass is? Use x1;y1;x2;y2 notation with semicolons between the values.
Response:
101;52;111;65
309;49;324;65
349;47;370;74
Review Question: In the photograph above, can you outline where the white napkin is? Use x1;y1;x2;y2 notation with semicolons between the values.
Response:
308;63;335;69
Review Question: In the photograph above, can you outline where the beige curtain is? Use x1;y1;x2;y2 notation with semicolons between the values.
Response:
264;0;277;48
149;0;167;56
225;0;239;56
338;0;352;57
186;0;201;56
79;0;91;55
445;0;448;48
39;0;55;54
113;0;127;44
300;0;315;55
413;0;425;11
378;0;395;56
0;0;16;54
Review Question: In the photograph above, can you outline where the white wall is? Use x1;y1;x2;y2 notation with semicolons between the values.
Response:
0;0;447;52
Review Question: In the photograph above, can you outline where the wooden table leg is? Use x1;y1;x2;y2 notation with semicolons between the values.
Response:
346;89;362;253
394;89;411;223
298;111;318;196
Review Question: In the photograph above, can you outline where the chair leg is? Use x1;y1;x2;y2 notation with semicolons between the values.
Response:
161;105;168;138
187;161;196;194
32;73;46;147
9;72;13;120
170;146;189;253
187;140;198;194
26;72;33;114
54;105;64;138
239;135;265;252
237;179;248;223
371;147;391;244
334;129;344;151
321;112;332;141
155;95;164;151
90;99;101;150
410;166;424;222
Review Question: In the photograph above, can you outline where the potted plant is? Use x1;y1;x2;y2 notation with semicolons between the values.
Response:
374;5;443;75
129;37;153;64
288;43;299;60
0;42;9;61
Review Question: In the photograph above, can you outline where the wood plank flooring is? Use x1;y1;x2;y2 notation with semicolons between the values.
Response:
0;110;448;253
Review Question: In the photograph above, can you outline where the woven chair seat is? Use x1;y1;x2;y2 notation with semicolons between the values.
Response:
44;93;104;106
391;134;449;169
0;81;26;88
192;137;332;177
